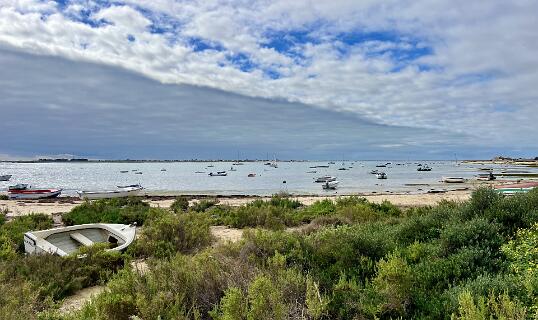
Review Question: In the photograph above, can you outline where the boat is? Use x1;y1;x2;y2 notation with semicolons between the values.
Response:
376;172;387;179
306;171;317;173
322;180;339;190
270;156;278;168
195;171;205;173
8;184;62;200
476;173;496;181
417;165;432;171
77;185;143;200
328;161;335;164
309;165;330;168
314;176;337;183
370;170;379;174
248;173;256;177
24;223;136;257
209;171;227;177
264;162;271;166
494;182;538;195
0;174;12;181
376;164;387;168
338;167;349;171
135;172;143;175
161;169;167;171
442;177;466;183
120;170;129;173
232;162;244;166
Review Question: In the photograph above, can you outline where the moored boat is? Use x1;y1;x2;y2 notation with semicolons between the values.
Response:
248;173;256;177
77;185;143;200
0;174;12;181
209;171;227;176
442;177;466;183
417;165;432;171
24;223;136;256
476;172;496;181
376;172;387;179
8;184;62;200
322;180;339;190
314;176;337;183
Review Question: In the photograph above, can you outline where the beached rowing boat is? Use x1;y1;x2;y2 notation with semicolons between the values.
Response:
494;182;538;195
8;184;62;200
77;185;143;200
442;177;466;183
24;223;136;256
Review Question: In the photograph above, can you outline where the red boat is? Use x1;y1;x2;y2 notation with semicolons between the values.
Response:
8;184;62;200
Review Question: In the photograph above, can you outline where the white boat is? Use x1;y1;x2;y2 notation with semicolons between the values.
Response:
0;174;12;181
24;223;136;257
476;173;496;181
442;177;466;183
314;176;337;183
77;185;143;200
322;180;339;190
230;167;237;171
270;155;278;168
417;165;432;171
209;171;227;176
376;172;387;179
8;184;62;200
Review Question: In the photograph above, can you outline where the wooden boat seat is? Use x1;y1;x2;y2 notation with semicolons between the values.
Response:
70;232;94;246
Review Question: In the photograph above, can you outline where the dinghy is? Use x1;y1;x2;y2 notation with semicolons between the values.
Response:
24;223;136;256
8;184;62;200
494;182;538;195
77;185;143;200
442;177;466;183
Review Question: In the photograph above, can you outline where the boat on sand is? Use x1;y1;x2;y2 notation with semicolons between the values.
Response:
8;184;62;200
494;182;538;195
77;185;143;200
24;223;136;257
442;177;466;183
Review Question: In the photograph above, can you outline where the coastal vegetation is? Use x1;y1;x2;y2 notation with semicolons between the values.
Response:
0;188;538;319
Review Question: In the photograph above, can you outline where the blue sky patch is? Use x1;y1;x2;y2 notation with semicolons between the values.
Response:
226;52;257;72
188;37;225;52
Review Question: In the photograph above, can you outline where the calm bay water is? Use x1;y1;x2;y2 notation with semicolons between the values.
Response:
0;161;532;196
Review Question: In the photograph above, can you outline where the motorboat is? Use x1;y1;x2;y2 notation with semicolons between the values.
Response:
248;173;256;177
494;182;538;195
135;172;143;175
376;164;387;168
370;170;379;174
376;172;387;179
328;161;336;164
314;176;337;183
209;171;227;176
338;167;349;171
417;165;432;171
8;184;62;200
24;223;136;257
77;185;143;200
161;169;167;171
476;173;496;181
322;180;339;190
0;174;12;181
442;177;466;183
120;170;129;173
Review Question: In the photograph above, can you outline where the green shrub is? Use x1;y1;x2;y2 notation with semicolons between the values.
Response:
190;198;219;212
170;196;190;213
0;214;53;255
62;197;150;226
247;275;286;320
0;194;8;200
439;218;503;255
133;208;213;258
451;291;527;320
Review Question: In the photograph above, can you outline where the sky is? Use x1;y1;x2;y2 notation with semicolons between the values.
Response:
0;0;537;160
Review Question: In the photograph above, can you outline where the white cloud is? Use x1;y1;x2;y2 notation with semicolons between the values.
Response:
0;0;536;152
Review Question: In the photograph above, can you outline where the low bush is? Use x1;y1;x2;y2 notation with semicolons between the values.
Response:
170;195;190;213
0;194;8;200
62;197;150;226
190;198;219;212
0;214;53;256
133;208;213;258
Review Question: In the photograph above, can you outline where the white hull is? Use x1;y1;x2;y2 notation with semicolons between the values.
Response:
77;186;143;200
442;177;466;183
24;223;136;256
322;181;339;189
8;190;62;200
314;176;337;183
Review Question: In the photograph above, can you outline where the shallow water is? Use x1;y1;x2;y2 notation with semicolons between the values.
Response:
0;161;534;196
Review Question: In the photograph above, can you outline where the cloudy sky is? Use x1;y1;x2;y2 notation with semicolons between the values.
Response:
0;0;537;160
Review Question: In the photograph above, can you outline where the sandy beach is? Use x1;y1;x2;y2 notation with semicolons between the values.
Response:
0;190;472;218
